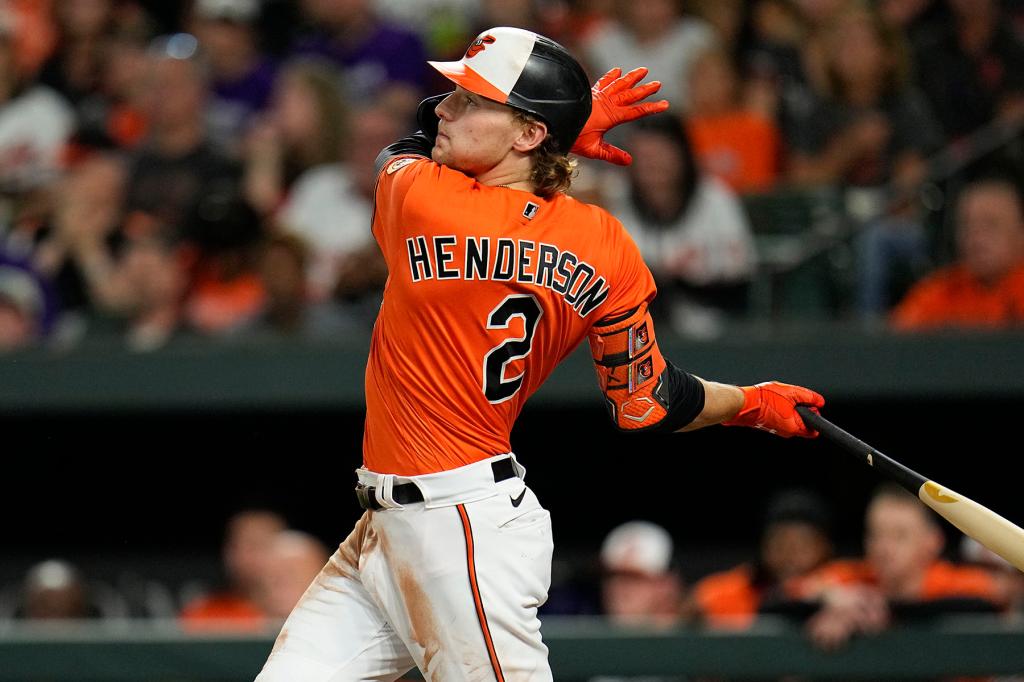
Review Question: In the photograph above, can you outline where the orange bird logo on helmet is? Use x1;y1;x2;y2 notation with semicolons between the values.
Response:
465;35;496;59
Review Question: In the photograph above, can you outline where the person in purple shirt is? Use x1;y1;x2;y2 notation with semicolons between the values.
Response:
290;0;427;117
191;0;278;150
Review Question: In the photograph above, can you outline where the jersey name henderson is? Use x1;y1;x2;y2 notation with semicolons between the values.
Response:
404;234;610;317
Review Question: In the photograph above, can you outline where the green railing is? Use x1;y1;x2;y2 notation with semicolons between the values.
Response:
2;328;1024;412
2;617;1023;680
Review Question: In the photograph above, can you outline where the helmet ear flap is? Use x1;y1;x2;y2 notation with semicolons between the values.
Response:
416;92;451;143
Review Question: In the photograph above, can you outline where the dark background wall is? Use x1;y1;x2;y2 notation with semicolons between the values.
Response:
3;397;1016;579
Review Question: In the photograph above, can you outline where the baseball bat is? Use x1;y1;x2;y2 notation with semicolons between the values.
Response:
796;405;1024;574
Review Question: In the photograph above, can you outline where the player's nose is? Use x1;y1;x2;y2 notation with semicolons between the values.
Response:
435;93;456;121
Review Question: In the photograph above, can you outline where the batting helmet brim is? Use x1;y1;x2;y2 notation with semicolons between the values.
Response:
427;60;509;105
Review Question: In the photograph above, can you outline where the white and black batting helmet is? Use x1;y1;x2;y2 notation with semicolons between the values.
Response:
420;26;593;153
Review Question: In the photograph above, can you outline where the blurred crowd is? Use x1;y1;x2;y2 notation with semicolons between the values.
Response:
3;0;1024;354
596;486;1023;652
2;510;330;628
6;488;1021;668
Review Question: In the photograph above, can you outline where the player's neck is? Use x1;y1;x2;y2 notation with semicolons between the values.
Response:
475;156;536;194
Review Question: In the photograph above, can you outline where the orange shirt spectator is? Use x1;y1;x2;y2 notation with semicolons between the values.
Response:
781;485;1008;651
179;510;286;632
791;558;1003;603
180;593;266;632
892;174;1024;331
891;263;1024;330
686;46;780;193
691;490;834;629
691;564;762;628
185;263;266;335
687;112;779;193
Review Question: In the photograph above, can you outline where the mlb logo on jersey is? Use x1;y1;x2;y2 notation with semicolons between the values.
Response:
523;202;540;220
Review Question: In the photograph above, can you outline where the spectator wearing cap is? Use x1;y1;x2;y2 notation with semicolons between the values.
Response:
688;489;834;629
16;560;97;619
600;520;686;629
190;0;277;150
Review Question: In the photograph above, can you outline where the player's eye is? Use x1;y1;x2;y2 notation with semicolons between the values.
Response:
464;94;477;106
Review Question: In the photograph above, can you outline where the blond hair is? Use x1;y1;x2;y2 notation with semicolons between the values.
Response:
512;110;577;198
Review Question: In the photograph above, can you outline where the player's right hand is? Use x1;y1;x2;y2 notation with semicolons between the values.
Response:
570;67;669;166
722;381;825;438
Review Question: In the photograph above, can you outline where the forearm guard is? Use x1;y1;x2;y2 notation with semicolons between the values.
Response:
588;304;705;432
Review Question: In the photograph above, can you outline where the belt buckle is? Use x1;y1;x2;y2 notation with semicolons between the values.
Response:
355;484;375;510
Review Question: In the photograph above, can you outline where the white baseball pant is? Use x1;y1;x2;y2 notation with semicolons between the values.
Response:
255;454;554;681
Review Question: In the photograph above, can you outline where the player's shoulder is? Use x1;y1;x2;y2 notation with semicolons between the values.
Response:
550;192;631;239
378;155;477;191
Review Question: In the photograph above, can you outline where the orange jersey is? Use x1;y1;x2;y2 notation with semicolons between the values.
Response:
891;263;1024;330
179;593;266;632
692;564;761;628
687;112;780;194
365;156;656;475
788;558;1004;603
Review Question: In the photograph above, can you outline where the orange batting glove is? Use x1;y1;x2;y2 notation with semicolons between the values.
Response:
722;382;825;438
570;67;670;165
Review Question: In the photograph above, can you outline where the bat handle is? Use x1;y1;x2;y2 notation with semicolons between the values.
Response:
794;403;835;440
796;404;926;494
796;405;873;454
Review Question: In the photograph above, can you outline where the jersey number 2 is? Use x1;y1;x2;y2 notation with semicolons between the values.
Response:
482;294;543;404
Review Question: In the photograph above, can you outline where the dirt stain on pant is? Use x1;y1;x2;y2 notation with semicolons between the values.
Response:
395;564;444;681
328;511;375;581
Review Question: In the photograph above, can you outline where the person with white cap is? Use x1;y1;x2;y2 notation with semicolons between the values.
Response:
256;26;824;681
601;521;685;628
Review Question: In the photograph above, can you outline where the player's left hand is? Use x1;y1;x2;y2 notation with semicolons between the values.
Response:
722;381;825;438
570;67;670;165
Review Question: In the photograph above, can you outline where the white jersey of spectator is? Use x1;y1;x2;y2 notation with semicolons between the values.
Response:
606;173;756;286
0;85;73;192
277;164;373;300
583;18;716;111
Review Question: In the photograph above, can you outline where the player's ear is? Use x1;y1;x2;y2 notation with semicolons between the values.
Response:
512;119;548;154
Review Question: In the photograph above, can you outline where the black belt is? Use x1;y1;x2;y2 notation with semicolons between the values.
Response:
356;458;517;511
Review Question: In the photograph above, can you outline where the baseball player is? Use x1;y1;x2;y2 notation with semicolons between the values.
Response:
256;26;824;681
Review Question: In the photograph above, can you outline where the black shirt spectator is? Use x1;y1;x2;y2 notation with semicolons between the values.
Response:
914;0;1024;137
